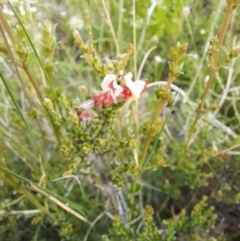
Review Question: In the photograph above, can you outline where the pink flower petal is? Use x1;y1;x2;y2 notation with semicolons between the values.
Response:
101;74;117;90
101;74;123;99
90;74;148;108
93;90;115;108
122;74;148;100
134;79;148;95
123;74;140;98
79;110;91;120
112;84;123;97
79;99;95;110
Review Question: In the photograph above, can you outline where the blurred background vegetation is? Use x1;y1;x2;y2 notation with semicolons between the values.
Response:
0;0;240;240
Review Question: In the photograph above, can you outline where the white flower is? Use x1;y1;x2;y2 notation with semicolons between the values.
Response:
80;73;148;109
101;74;123;99
121;73;148;100
182;6;190;17
154;55;164;63
93;74;123;107
69;16;84;30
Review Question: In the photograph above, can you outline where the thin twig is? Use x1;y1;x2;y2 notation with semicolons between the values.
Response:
0;209;41;216
147;81;237;139
0;22;32;106
88;152;128;223
28;183;89;223
186;1;234;148
137;46;157;80
100;0;120;54
83;211;105;241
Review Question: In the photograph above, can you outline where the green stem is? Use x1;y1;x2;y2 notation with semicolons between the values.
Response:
0;173;54;219
23;63;62;144
139;73;175;167
129;73;175;219
186;1;234;149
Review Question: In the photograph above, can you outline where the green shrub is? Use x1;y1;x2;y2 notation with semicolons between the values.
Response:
1;0;240;241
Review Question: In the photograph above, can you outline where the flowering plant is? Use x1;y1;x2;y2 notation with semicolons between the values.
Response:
80;73;148;110
1;1;240;241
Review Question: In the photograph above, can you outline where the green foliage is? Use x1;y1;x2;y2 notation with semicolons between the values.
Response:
102;206;159;241
1;0;240;241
